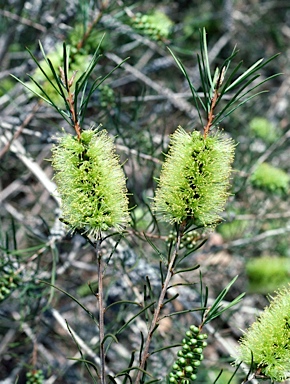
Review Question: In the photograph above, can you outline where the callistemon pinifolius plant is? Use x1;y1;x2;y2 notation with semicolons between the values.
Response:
154;127;235;228
51;128;130;238
235;286;290;382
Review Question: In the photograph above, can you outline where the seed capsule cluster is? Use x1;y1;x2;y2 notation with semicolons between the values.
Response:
0;270;19;301
132;12;172;41
169;325;208;383
99;85;116;108
167;230;199;250
26;369;45;384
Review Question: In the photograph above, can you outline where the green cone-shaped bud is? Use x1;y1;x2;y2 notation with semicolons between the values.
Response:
235;286;290;382
170;325;208;383
51;128;130;238
154;127;235;227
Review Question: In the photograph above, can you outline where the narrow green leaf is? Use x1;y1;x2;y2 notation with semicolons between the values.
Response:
27;45;65;98
40;280;97;323
159;307;206;320
201;28;214;89
122;351;135;384
197;54;211;112
62;42;69;90
175;239;207;266
38;40;49;65
217;61;243;102
103;333;118;344
212;74;261;126
66;321;98;384
11;74;72;126
107;375;118;384
48;242;58;304
163;293;179;306
203;276;245;324
151;343;182;355
174;264;200;275
45;57;70;106
115;366;153;378
143;232;166;260
168;46;205;125
81;57;129;111
214;90;269;126
224;53;279;93
121;373;133;384
115;301;156;335
225;58;264;92
10;75;52;105
205;293;245;322
67;357;99;375
228;362;242;383
139;331;144;364
0;243;46;255
105;300;141;311
213;369;224;383
159;261;164;286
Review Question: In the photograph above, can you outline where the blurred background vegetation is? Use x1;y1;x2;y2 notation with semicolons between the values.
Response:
0;0;289;383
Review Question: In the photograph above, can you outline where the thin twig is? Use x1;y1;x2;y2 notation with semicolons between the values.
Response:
96;237;106;384
0;133;60;204
106;52;198;120
50;308;121;383
0;101;41;159
0;9;47;33
203;86;219;137
224;224;290;248
248;127;290;177
135;226;183;383
204;68;225;137
116;143;162;164
76;9;104;52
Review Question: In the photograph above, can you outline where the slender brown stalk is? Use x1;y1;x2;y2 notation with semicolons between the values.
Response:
135;226;183;383
67;87;81;140
59;66;82;140
203;87;219;138
0;101;40;159
96;237;106;384
204;67;225;138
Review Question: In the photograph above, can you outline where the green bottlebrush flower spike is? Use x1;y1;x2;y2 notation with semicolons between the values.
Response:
236;286;290;382
249;117;278;144
251;162;289;194
51;128;130;238
154;127;235;228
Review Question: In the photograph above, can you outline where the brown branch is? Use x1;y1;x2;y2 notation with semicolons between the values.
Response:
204;67;225;138
0;102;41;159
67;89;81;140
203;87;219;138
96;237;106;384
59;66;82;139
0;9;47;33
135;228;183;383
76;0;108;52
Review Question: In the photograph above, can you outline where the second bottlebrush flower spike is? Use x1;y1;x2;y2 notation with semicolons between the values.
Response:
153;127;235;228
